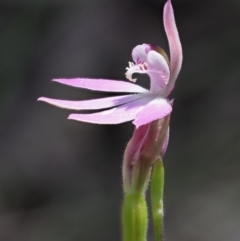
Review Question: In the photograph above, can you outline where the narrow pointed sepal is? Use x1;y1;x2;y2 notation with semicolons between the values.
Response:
164;0;183;93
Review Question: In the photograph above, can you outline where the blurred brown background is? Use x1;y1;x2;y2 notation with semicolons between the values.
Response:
0;0;240;240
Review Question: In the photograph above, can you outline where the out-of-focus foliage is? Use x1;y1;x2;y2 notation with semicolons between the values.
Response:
0;0;240;240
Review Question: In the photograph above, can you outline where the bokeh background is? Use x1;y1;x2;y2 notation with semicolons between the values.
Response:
0;0;240;240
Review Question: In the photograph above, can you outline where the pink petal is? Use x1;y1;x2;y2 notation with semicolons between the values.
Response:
147;51;170;78
52;78;147;93
147;50;170;91
164;0;183;92
38;94;144;110
68;96;154;125
132;44;151;63
133;97;172;128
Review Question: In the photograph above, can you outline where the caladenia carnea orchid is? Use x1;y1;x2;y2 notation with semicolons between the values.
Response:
38;1;182;241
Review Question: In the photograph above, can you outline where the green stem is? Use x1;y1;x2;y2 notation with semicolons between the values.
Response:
130;157;152;194
150;157;164;241
122;192;148;241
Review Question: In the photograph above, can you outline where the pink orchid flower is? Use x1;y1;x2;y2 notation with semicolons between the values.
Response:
38;0;182;128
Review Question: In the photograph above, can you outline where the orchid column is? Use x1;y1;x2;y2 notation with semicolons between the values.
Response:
38;1;182;241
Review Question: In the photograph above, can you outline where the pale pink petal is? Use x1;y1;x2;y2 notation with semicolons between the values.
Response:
52;78;147;93
164;0;182;91
132;44;151;63
68;96;154;124
147;50;170;92
147;51;169;79
38;94;144;110
133;97;172;128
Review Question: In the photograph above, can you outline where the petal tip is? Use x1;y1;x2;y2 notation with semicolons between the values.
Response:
37;97;45;102
68;114;75;120
132;120;141;129
68;114;82;121
165;0;172;8
52;78;67;83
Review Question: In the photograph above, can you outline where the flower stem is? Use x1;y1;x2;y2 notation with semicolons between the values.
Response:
150;157;165;241
122;191;148;241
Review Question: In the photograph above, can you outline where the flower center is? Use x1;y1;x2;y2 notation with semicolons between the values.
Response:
125;62;148;82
